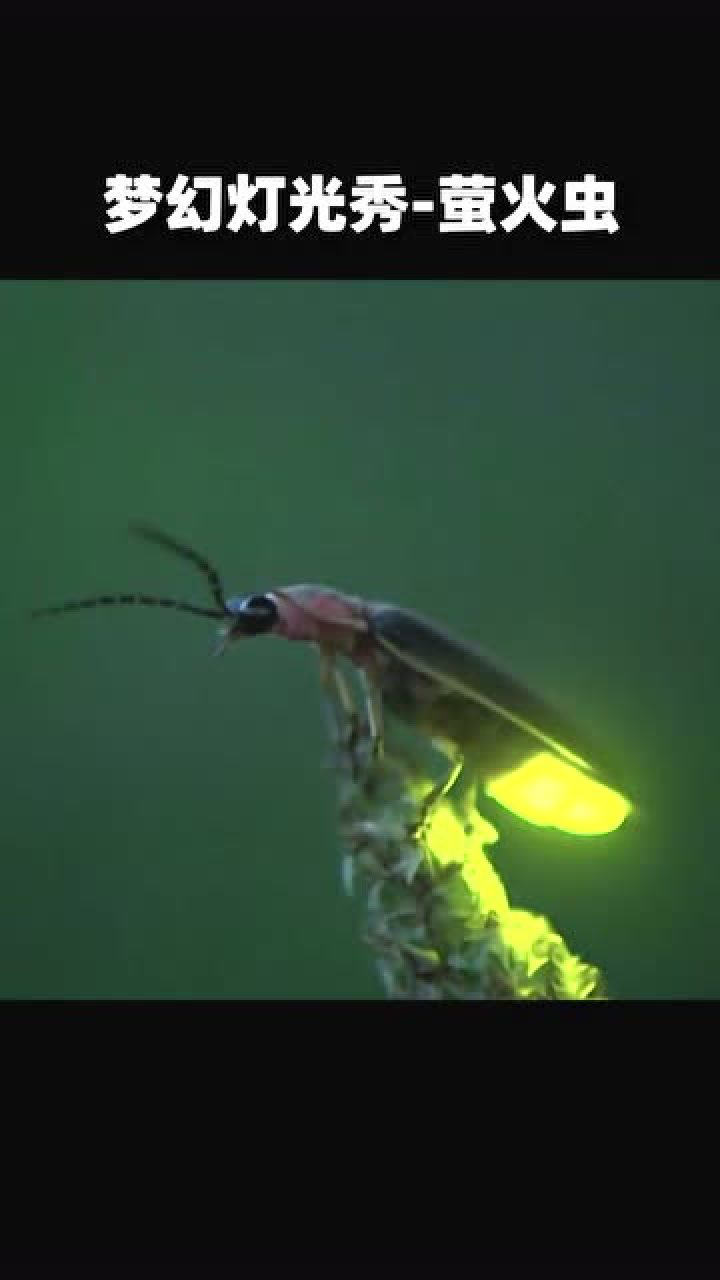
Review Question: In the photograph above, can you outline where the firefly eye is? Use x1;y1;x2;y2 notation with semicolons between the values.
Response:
245;594;275;615
231;593;278;635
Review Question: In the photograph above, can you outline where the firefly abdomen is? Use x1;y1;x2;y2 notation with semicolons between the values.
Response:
367;605;631;836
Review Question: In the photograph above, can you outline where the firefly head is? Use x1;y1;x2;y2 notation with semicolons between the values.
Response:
222;593;279;637
30;526;283;660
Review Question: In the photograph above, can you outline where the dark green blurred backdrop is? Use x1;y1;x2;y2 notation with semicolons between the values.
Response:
2;281;718;997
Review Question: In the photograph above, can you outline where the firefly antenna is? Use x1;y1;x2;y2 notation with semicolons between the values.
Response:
30;594;226;621
30;524;232;622
129;522;227;613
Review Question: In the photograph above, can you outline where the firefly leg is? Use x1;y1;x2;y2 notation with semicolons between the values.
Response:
451;766;481;837
408;751;465;838
358;670;385;760
316;650;361;753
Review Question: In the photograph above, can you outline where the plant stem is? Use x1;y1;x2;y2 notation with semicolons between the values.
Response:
323;684;607;1000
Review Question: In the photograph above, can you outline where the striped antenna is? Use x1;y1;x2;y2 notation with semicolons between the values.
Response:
129;522;227;613
30;525;233;623
30;594;226;621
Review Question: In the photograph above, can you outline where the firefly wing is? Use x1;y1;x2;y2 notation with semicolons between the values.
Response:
369;605;625;790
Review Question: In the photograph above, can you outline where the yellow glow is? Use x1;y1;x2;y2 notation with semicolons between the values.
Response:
418;792;508;914
500;911;558;976
485;752;631;836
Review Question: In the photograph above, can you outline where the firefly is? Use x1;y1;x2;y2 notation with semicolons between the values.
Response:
31;524;633;837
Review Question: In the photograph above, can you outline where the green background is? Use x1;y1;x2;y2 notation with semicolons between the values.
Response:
2;280;717;998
